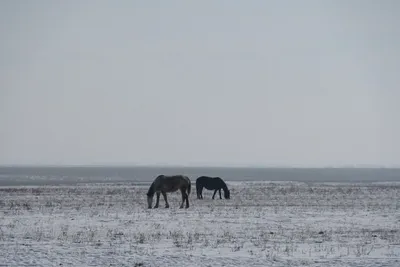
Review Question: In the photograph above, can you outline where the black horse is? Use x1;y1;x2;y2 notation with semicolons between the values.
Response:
196;176;230;200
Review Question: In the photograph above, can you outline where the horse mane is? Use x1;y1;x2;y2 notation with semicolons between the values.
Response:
147;182;155;197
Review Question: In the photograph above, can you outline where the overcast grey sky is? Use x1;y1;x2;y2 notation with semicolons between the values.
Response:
1;1;399;167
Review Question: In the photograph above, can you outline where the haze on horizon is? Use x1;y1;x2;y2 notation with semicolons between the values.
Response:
1;1;399;168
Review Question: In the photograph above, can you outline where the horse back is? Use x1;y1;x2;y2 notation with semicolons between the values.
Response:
154;174;190;192
196;176;225;190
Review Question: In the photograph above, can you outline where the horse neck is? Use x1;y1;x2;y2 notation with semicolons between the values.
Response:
221;182;228;193
147;182;155;197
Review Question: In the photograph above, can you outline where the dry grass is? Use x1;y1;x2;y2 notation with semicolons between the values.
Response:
0;182;399;266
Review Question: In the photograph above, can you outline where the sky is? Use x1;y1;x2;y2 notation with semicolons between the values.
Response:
1;1;399;167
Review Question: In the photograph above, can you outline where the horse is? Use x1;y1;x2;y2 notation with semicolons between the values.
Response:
146;175;191;209
196;176;230;200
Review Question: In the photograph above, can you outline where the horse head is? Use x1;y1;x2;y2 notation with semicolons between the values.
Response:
147;194;153;209
224;189;230;199
146;182;156;208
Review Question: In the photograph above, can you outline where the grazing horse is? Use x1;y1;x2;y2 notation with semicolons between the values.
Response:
196;176;230;200
146;175;191;209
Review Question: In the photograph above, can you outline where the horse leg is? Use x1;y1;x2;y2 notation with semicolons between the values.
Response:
212;189;217;200
196;186;201;199
154;192;160;208
219;189;222;199
162;192;169;208
197;187;203;199
180;188;186;208
185;187;189;208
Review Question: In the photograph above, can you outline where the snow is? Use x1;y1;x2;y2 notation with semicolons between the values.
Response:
0;181;399;266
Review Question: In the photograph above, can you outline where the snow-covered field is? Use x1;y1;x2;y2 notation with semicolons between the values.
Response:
0;181;399;267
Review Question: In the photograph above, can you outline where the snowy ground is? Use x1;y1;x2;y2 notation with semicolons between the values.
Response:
0;181;399;267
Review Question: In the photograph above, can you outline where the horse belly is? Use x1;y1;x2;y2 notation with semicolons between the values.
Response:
204;185;216;190
161;184;179;192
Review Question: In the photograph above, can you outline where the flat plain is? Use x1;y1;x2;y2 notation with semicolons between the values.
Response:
0;181;399;266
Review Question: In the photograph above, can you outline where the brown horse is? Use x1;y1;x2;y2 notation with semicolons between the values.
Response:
146;175;191;209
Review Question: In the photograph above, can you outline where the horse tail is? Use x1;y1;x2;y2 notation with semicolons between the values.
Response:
187;178;191;195
196;178;201;193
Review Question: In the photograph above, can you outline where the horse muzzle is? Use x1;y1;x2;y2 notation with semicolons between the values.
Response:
147;196;153;209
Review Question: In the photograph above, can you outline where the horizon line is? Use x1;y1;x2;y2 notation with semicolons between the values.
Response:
0;163;399;169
